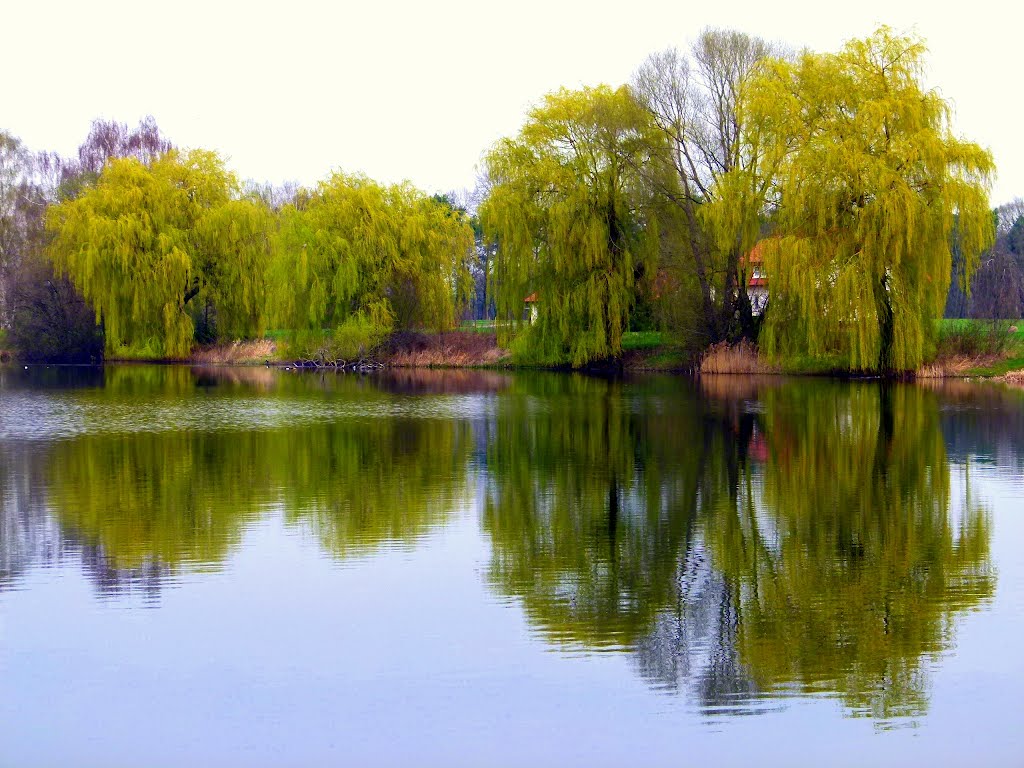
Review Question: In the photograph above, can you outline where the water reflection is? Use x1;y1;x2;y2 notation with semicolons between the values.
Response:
0;365;1009;723
481;376;996;721
1;366;479;596
923;379;1024;471
482;376;705;648
709;383;994;720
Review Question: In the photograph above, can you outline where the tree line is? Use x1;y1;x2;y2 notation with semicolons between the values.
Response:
0;27;1017;372
1;121;475;363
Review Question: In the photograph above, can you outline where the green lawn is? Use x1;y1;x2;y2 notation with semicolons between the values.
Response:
458;320;498;333
964;356;1024;376
622;330;666;350
934;318;1023;360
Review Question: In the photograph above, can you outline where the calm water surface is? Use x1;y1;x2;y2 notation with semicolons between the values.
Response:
1;366;1022;767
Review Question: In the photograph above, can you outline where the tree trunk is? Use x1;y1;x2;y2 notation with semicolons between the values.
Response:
875;275;895;375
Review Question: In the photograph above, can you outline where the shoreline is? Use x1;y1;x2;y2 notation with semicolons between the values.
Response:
7;333;1024;382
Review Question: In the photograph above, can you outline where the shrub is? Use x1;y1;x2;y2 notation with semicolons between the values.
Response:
283;314;388;364
8;256;104;363
935;319;1015;359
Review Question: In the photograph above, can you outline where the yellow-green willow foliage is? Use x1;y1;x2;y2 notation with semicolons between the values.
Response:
707;383;994;719
46;150;273;357
270;173;474;344
480;86;659;366
746;28;994;373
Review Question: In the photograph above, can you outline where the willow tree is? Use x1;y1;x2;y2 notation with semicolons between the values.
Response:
270;173;473;356
480;86;659;366
46;150;273;357
631;28;779;343
747;28;995;373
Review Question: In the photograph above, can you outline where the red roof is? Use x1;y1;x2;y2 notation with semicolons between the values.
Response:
744;240;771;288
744;241;766;265
523;292;538;303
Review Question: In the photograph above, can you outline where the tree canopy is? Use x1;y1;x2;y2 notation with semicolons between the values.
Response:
480;86;659;367
748;28;995;373
270;173;473;354
631;28;779;344
46;149;272;357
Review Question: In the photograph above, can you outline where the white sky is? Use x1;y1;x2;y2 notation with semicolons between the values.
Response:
4;0;1022;204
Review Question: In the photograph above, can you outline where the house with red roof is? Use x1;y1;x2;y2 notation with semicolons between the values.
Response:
745;241;769;316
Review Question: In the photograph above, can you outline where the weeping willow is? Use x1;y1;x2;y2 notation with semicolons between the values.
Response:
46;150;272;357
746;28;995;373
480;86;659;367
270;173;474;348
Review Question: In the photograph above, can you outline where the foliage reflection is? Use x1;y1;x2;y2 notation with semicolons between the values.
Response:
0;366;1000;721
42;367;473;571
482;376;994;719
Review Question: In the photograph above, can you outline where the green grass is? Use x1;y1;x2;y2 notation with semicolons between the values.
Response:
936;318;1024;335
963;356;1024;377
935;318;1024;357
458;320;499;333
622;330;666;350
636;348;690;370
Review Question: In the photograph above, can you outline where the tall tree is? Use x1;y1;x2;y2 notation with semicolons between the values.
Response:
959;200;1024;320
480;86;659;366
631;29;778;343
47;150;272;357
270;173;473;349
4;118;177;361
57;116;172;200
0;131;36;325
748;28;994;373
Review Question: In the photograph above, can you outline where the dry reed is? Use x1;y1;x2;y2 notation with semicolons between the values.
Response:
915;354;1000;378
699;340;775;375
385;332;508;368
190;339;277;365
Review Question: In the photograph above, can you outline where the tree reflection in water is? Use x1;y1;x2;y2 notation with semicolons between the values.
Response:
482;376;995;720
0;366;1002;720
5;366;476;597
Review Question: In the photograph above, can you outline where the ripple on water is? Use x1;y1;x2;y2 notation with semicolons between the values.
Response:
0;390;493;441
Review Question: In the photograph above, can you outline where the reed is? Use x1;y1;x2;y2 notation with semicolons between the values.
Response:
916;354;1001;378
190;339;277;365
384;331;508;368
699;340;775;375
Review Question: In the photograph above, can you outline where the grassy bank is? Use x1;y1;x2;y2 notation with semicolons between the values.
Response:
921;319;1024;377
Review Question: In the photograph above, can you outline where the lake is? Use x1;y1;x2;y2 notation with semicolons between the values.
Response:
1;366;1022;767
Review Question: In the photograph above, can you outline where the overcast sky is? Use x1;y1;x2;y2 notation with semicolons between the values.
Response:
4;0;1022;204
